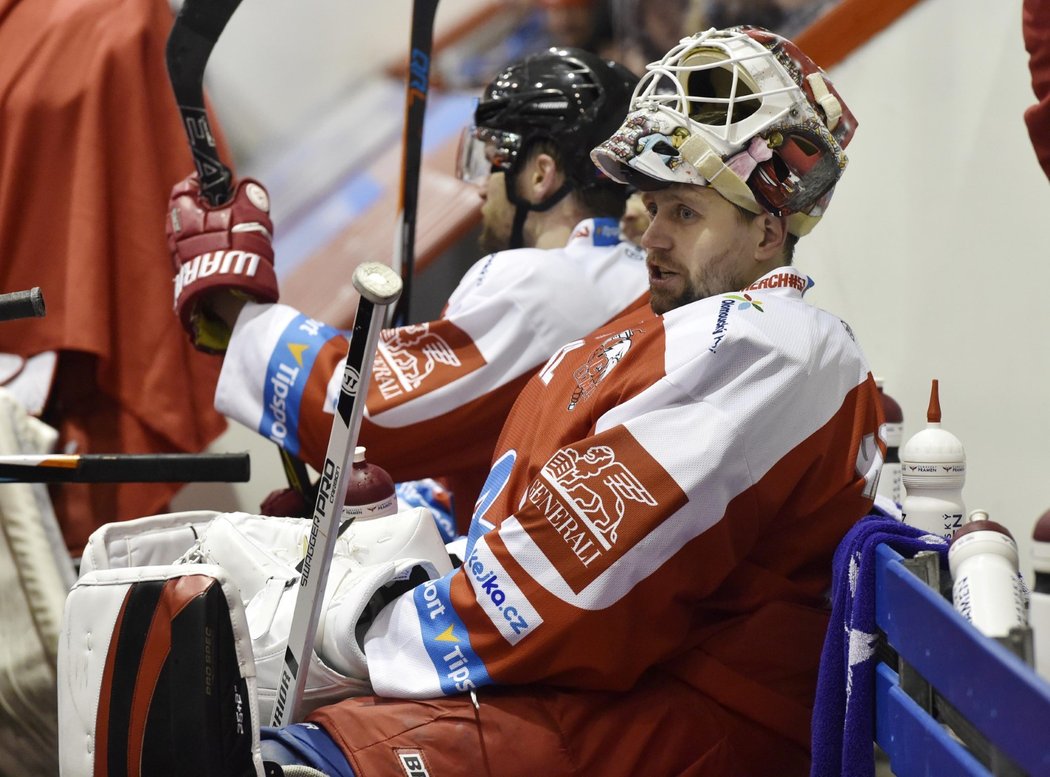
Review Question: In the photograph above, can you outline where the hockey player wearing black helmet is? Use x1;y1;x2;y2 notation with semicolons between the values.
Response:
159;47;646;538
456;47;639;252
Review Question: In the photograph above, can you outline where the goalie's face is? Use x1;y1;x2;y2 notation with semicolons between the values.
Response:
639;185;785;315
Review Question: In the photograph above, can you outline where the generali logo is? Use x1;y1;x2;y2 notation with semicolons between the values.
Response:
368;321;485;411
524;434;685;593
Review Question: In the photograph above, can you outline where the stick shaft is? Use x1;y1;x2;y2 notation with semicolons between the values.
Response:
270;263;401;726
387;0;440;328
0;453;250;483
167;2;317;502
165;0;242;204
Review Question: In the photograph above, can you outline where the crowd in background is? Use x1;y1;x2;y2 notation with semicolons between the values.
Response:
437;0;838;88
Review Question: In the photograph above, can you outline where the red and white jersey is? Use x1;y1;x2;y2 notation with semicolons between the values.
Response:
216;218;648;506
357;266;883;748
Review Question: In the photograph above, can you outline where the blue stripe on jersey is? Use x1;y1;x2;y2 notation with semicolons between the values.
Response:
414;575;492;695
260;313;341;457
592;217;621;247
466;449;516;556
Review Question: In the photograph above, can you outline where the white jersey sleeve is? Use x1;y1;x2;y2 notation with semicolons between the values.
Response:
215;219;648;493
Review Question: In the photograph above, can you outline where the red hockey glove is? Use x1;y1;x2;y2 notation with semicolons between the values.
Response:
166;173;279;353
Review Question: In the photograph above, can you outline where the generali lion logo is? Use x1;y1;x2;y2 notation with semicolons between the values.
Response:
524;430;690;595
369;322;485;411
543;446;656;551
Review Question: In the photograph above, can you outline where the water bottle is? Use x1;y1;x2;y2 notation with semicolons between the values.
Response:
1032;509;1050;680
343;446;397;521
900;379;965;540
875;377;903;507
949;510;1027;639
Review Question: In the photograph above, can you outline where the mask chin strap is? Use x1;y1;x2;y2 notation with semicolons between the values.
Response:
503;169;573;249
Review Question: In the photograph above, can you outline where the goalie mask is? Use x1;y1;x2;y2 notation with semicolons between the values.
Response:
590;26;857;236
457;47;638;248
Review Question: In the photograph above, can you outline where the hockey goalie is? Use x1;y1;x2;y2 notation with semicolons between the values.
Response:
56;24;884;777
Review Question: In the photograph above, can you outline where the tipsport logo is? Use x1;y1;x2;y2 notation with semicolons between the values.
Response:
261;315;333;456
415;578;492;695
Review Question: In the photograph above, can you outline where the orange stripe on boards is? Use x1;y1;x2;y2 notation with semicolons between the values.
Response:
795;0;924;69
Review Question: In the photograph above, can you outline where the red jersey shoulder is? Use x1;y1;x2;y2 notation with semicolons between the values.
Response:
535;312;665;415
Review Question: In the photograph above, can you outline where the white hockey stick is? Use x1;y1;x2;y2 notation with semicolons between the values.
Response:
270;262;401;726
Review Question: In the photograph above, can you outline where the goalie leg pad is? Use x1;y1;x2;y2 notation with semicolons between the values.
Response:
58;565;264;777
78;510;222;575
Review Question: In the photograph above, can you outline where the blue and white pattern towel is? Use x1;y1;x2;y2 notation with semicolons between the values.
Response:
810;504;947;777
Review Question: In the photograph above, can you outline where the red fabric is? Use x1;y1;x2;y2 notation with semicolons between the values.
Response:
310;669;810;777
0;0;228;554
1024;0;1050;181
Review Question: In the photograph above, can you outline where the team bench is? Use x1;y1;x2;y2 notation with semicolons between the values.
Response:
874;545;1050;776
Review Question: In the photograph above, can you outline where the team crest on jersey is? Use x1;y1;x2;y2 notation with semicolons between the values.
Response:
567;328;641;410
368;321;485;411
524;433;686;593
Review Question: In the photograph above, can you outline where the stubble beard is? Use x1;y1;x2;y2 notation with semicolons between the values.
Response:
649;258;747;315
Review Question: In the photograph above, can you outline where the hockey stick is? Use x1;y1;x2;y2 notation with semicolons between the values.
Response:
0;452;249;483
386;0;440;329
166;0;316;505
0;287;45;322
271;262;402;726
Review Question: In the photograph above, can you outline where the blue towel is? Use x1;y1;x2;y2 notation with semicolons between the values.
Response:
395;478;459;543
810;506;948;777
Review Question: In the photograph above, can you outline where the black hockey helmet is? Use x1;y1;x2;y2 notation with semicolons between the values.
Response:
456;48;638;248
474;47;637;188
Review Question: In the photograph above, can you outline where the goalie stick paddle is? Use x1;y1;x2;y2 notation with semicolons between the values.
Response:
166;0;316;505
0;452;250;483
387;0;440;329
270;262;402;727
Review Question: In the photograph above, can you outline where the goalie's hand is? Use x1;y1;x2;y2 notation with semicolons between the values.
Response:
166;173;279;353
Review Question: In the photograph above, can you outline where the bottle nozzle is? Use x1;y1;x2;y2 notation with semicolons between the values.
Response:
927;379;941;424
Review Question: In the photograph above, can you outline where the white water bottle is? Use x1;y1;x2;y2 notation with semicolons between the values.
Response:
875;377;903;507
949;510;1027;638
1031;509;1050;681
342;446;397;521
900;379;966;540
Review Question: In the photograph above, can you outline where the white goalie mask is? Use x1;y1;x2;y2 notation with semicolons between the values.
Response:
591;26;858;236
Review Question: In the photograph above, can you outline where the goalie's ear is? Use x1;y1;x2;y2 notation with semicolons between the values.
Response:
58;565;266;777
